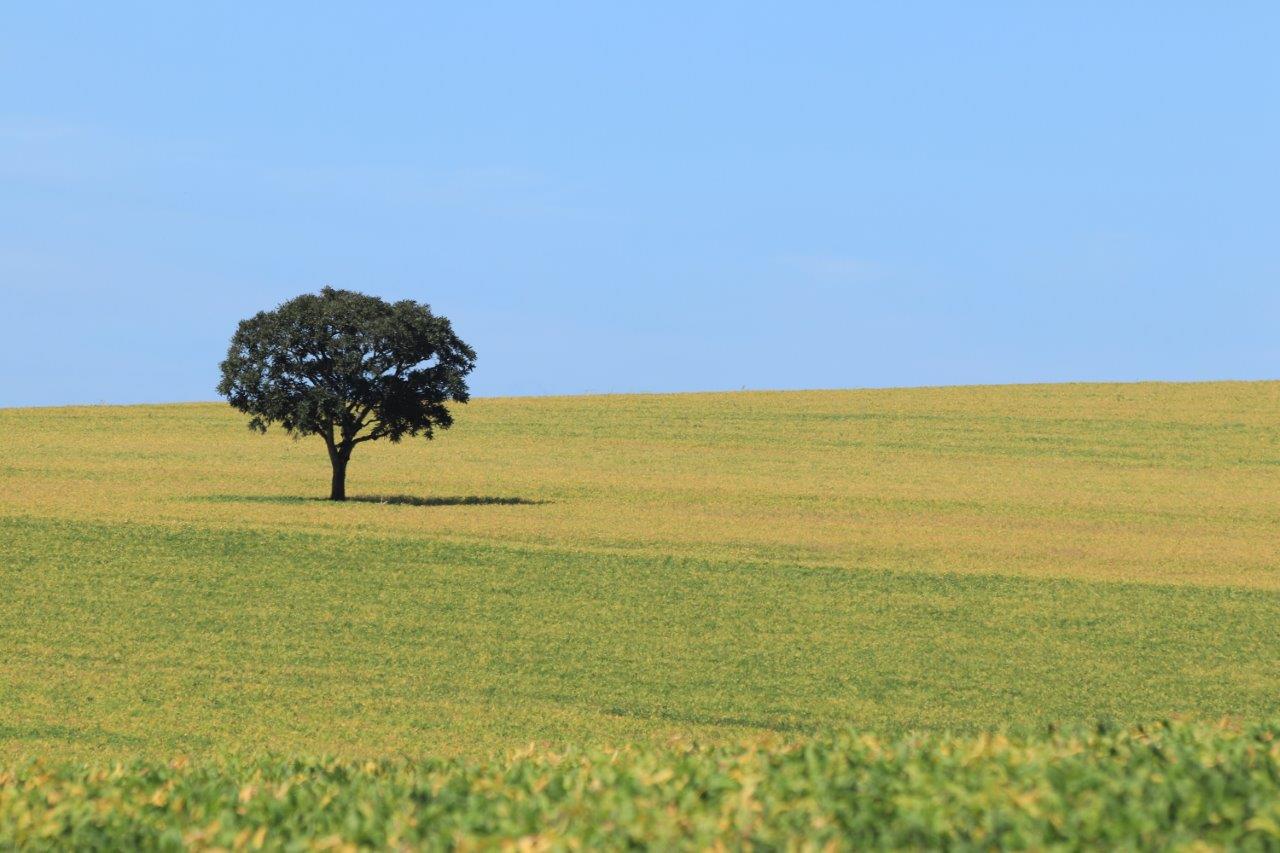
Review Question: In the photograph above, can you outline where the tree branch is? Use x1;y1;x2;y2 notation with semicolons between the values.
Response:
350;427;388;445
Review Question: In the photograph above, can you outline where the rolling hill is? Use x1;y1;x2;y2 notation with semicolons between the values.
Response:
3;381;1278;763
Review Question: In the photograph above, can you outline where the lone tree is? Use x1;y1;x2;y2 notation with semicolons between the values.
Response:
217;287;476;500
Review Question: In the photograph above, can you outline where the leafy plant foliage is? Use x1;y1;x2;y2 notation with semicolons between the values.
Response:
3;720;1279;849
216;287;475;499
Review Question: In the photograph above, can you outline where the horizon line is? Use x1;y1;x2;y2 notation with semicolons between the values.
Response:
2;376;1278;412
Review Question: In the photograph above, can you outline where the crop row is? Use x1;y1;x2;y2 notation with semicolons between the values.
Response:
3;719;1279;849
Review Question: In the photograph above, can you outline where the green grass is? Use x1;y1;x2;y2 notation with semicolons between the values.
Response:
2;503;1279;760
3;382;1280;842
4;720;1279;850
3;383;1280;760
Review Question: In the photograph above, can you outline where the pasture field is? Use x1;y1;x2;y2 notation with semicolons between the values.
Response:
2;381;1280;764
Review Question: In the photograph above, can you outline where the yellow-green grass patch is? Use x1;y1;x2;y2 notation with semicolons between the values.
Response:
2;381;1279;761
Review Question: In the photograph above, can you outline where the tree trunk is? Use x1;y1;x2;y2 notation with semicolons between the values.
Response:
329;451;349;501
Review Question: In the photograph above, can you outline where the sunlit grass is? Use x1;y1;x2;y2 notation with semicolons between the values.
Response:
1;381;1279;763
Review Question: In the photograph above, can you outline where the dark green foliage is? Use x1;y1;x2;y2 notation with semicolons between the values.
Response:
4;720;1279;849
216;288;475;499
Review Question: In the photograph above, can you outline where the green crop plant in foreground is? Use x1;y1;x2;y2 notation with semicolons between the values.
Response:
3;720;1279;850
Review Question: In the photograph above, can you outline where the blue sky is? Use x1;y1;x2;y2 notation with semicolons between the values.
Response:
3;3;1278;406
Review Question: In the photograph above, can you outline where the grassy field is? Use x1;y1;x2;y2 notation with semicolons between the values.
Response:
2;382;1280;764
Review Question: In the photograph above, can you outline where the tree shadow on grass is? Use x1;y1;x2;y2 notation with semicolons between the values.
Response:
194;494;547;507
341;495;547;507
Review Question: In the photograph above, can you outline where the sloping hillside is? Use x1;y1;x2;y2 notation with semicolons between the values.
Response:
2;382;1278;761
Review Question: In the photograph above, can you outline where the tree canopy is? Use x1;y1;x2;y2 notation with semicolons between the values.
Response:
217;287;476;500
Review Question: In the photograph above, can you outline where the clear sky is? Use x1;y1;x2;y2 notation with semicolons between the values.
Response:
3;3;1278;406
